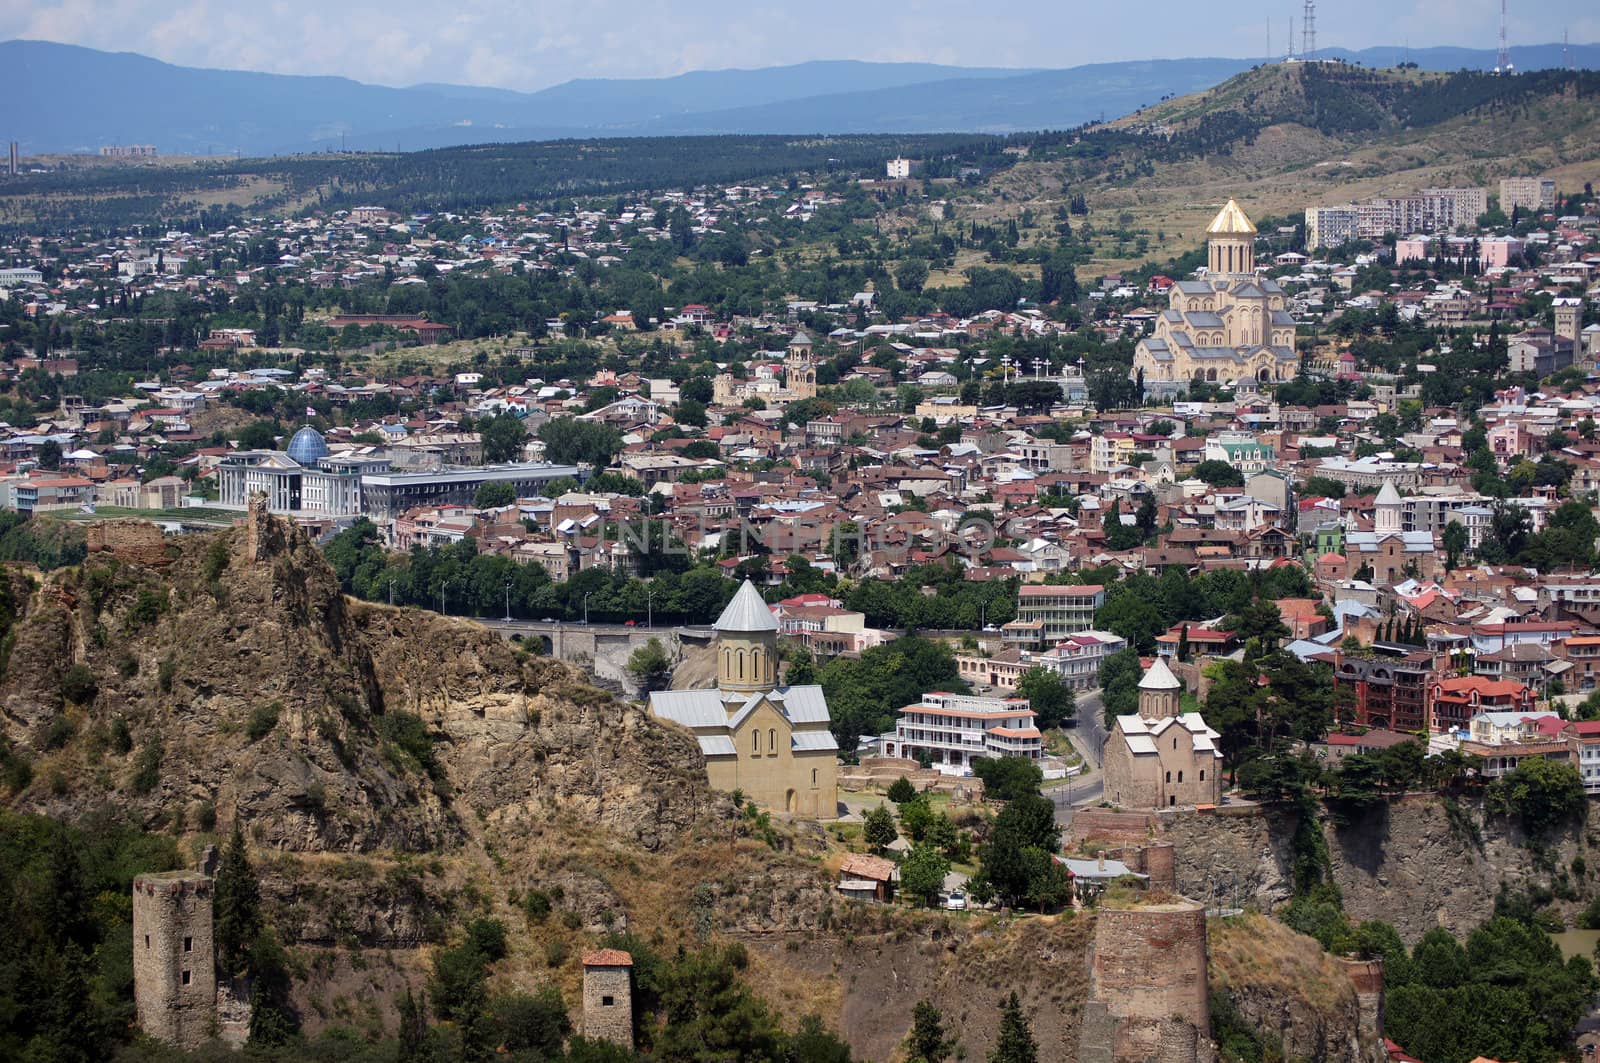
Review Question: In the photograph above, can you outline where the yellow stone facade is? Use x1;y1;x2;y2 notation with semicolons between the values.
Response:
649;580;839;818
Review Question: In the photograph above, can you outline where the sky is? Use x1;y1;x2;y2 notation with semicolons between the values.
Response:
3;0;1598;92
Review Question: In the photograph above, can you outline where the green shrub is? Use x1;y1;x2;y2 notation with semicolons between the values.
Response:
125;588;168;630
43;715;76;751
524;888;553;923
157;656;176;693
130;737;163;794
246;703;282;742
195;801;217;832
544;939;568;967
110;715;133;754
61;664;98;705
379;711;437;776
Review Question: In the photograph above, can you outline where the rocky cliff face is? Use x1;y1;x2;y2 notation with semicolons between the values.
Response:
1210;914;1385;1063
1167;799;1596;943
0;512;711;857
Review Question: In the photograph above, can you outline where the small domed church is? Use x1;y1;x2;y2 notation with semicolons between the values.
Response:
648;581;839;818
1102;657;1223;810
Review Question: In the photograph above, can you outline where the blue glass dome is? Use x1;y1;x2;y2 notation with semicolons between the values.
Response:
286;426;329;466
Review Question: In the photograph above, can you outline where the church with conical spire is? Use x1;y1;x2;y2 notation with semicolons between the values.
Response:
1131;199;1301;398
648;580;839;818
1101;657;1223;810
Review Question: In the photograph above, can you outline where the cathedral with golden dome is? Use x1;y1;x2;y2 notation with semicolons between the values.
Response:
1131;200;1300;398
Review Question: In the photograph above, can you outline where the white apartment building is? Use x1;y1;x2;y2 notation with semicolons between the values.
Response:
877;692;1042;776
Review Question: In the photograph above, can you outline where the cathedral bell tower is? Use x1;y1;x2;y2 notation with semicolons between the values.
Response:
1206;199;1258;278
714;580;779;695
786;331;817;401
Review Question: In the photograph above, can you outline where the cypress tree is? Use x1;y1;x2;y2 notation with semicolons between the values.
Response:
988;993;1038;1063
214;825;261;977
907;999;955;1063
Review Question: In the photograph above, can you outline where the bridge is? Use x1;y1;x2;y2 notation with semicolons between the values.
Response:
472;619;714;687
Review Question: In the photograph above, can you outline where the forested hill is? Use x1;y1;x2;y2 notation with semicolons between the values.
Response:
0;133;1001;233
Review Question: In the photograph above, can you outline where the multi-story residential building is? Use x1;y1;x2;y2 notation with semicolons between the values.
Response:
1559;636;1600;692
1430;676;1535;733
1031;631;1129;690
877;692;1042;776
1305;187;1486;248
1333;647;1433;733
1203;432;1275;474
1563;720;1600;792
1500;176;1557;213
1016;584;1105;641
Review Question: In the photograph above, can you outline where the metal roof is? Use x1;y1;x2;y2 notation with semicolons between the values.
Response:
714;579;778;633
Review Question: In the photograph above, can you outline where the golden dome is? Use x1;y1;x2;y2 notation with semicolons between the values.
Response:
1206;199;1258;236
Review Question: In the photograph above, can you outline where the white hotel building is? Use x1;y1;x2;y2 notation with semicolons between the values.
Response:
877;692;1043;776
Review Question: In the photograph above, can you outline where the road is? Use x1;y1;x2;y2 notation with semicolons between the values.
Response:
1051;690;1106;827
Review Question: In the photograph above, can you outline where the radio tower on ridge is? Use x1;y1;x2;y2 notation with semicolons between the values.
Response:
1302;0;1316;60
1496;0;1513;73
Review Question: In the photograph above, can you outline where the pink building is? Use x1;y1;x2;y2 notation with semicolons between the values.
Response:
1396;238;1429;264
1479;237;1524;270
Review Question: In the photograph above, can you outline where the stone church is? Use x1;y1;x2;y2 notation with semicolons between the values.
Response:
1102;658;1223;809
649;580;839;818
1132;199;1301;398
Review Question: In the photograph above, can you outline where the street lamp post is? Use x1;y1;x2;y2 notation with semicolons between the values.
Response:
504;581;512;623
647;586;653;629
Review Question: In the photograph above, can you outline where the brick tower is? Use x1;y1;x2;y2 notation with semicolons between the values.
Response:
133;871;217;1051
1079;899;1214;1063
581;949;634;1050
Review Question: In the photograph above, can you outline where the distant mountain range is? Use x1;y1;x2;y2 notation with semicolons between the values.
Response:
5;38;1599;157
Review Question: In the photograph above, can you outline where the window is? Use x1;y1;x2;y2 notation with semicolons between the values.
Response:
183;936;193;953
602;996;615;1007
1169;795;1176;806
1200;770;1206;781
812;768;819;788
752;730;760;755
1173;738;1178;750
1165;771;1171;783
769;728;777;755
1177;771;1184;783
181;970;191;986
144;935;150;949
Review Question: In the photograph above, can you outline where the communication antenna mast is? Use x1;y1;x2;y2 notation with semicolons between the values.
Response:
1302;0;1316;60
1496;0;1512;73
1288;16;1295;61
1564;29;1573;71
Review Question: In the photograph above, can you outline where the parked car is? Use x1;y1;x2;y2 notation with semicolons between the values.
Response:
944;890;967;911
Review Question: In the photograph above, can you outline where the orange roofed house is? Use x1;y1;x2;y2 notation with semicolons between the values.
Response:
876;692;1043;776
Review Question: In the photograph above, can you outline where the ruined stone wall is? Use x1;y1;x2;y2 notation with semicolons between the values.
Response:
1340;958;1385;1046
582;964;633;1049
1071;809;1160;844
1106;843;1178;893
87;520;171;566
132;871;216;1052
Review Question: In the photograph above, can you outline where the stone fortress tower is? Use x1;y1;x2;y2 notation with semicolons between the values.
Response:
132;871;217;1052
1079;898;1214;1063
582;949;635;1050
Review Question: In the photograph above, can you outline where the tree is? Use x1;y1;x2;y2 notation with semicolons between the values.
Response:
988;993;1038;1063
479;412;529;463
1017;666;1075;729
906;999;955;1063
971;756;1044;801
1442;520;1468;570
899;795;936;841
1099;647;1143;727
864;803;899;853
537;417;624;467
978;794;1060;907
1486;757;1586;838
1191;460;1245;488
473;480;516;509
887;776;918;804
626;637;674;692
214;825;261;977
900;844;951;908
